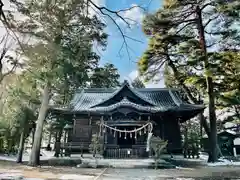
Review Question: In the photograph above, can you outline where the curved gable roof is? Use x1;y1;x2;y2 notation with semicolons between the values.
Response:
88;97;164;113
68;85;204;116
90;81;156;108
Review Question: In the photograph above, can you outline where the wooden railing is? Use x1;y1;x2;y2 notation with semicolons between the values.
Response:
60;142;90;150
104;145;150;159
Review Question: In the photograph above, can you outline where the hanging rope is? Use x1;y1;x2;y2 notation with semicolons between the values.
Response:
100;122;153;134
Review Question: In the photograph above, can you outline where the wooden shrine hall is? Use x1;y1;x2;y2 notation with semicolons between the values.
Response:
50;81;204;158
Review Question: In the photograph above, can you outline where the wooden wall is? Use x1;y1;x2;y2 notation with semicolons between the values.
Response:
71;115;100;144
71;114;182;154
153;114;182;154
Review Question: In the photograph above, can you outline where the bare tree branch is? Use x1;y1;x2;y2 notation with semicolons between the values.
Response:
176;21;195;34
204;15;219;29
88;0;131;28
201;2;215;11
0;0;9;27
88;0;145;61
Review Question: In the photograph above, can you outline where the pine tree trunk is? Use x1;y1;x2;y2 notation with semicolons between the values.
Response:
0;138;3;153
28;84;50;166
196;6;218;162
54;131;58;151
46;130;52;151
54;129;62;157
32;128;35;147
16;130;25;163
48;131;52;145
206;78;218;162
183;123;188;158
168;59;221;159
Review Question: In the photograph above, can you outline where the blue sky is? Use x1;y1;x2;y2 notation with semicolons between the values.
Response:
95;0;164;87
0;0;164;87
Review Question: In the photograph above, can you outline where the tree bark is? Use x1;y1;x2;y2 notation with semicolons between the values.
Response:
16;130;25;163
46;129;52;151
32;128;35;147
168;58;222;159
196;5;218;162
28;84;50;166
48;131;52;145
54;131;58;151
54;129;62;157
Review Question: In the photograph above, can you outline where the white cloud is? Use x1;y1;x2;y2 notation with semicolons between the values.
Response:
126;70;165;88
116;4;145;27
128;70;139;80
92;0;105;6
145;81;165;88
88;0;106;16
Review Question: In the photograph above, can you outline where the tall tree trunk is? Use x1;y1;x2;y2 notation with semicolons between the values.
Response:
48;131;52;145
28;84;50;166
183;123;188;158
168;59;222;159
196;6;218;162
16;130;25;163
54;131;58;151
0;138;3;153
46;128;52;151
54;129;63;157
32;128;35;147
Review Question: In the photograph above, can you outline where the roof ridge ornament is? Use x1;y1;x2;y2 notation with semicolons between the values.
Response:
122;96;129;101
123;80;129;86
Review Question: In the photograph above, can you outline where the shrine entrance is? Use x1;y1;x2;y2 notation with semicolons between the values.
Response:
117;126;136;148
99;121;153;158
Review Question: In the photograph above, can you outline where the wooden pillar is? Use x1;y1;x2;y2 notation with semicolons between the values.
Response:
89;115;92;142
200;115;203;148
161;120;165;140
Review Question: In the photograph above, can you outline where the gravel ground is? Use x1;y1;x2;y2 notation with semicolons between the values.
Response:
0;161;240;180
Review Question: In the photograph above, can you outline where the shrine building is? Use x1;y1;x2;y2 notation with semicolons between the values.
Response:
50;81;204;158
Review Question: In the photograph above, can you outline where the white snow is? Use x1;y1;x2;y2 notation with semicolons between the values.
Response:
234;138;240;145
224;122;237;129
60;174;94;180
199;154;209;161
208;158;240;166
0;172;43;180
0;150;55;162
202;129;237;138
219;129;237;135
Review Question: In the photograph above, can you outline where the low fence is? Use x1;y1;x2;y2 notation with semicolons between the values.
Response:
104;145;151;159
57;142;152;158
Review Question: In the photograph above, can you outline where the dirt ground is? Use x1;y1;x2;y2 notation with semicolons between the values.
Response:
0;161;240;180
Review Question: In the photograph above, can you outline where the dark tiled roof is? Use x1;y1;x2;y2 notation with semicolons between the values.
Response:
69;83;204;114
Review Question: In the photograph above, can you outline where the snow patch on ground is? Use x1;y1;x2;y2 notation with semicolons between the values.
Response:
199;154;209;161
208;159;240;166
0;150;54;162
80;158;156;168
60;174;95;180
0;173;45;180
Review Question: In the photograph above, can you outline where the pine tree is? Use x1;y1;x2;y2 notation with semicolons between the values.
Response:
9;0;107;166
89;63;120;88
139;0;239;162
131;77;145;88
